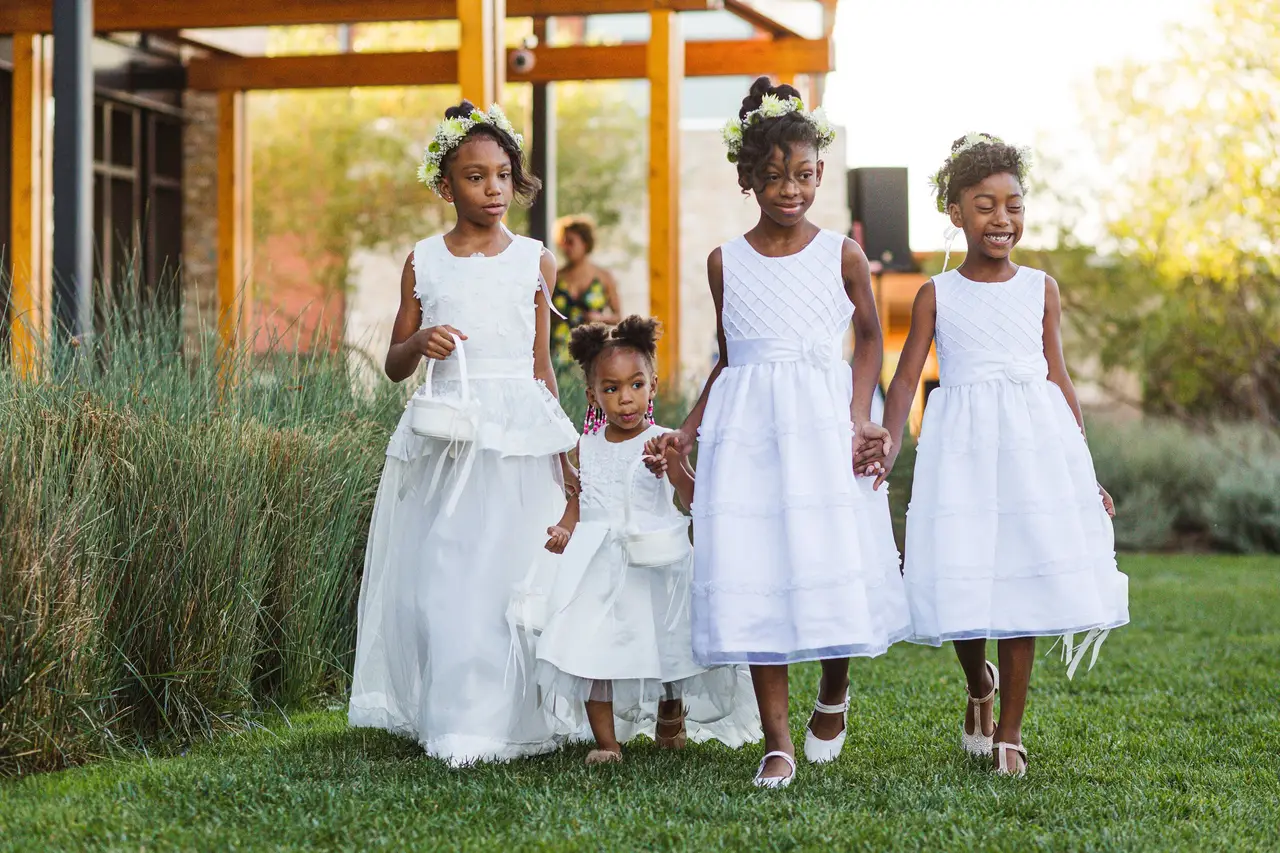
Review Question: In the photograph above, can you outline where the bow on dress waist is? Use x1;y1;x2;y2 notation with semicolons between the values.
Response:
726;337;842;369
939;351;1048;388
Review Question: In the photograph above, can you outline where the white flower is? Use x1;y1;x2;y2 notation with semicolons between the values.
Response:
758;93;787;117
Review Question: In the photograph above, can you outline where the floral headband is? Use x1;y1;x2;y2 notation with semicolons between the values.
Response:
928;132;1033;213
417;104;524;197
720;94;836;164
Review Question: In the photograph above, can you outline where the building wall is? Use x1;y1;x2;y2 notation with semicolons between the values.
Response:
180;90;219;351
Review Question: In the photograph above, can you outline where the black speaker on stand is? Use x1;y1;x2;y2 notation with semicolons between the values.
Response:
847;167;915;273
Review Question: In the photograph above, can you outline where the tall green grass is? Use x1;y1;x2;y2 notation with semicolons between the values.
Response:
1;287;400;775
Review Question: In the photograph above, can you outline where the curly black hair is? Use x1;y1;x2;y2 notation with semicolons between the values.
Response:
568;315;662;382
932;134;1029;212
440;100;542;207
735;77;822;195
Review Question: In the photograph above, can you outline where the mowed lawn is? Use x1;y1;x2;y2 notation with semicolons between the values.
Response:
2;555;1278;852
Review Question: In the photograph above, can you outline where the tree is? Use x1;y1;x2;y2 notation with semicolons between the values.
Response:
1074;0;1280;423
250;25;646;302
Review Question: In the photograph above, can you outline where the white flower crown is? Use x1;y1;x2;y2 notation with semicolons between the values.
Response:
417;104;524;197
720;94;836;164
928;132;1034;212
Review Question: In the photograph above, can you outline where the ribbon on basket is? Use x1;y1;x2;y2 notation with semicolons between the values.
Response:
1045;627;1112;680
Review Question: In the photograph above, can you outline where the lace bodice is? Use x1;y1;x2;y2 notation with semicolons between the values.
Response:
578;425;680;527
719;230;852;347
933;267;1050;387
412;234;545;362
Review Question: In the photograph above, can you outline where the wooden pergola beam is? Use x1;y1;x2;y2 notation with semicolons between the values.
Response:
722;0;804;39
0;0;721;33
186;39;832;90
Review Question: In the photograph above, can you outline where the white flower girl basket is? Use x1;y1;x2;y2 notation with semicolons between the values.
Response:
622;455;691;568
409;334;477;442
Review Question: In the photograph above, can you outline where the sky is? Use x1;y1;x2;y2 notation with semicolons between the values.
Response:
823;0;1207;250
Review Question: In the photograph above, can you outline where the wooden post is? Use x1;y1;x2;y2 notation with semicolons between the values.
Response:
647;8;683;391
217;89;250;362
529;16;557;246
458;0;503;105
9;34;50;376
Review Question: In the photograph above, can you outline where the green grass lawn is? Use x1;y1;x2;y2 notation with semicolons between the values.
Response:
2;555;1278;852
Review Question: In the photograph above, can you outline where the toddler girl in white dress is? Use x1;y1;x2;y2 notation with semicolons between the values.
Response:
536;317;760;764
878;133;1129;776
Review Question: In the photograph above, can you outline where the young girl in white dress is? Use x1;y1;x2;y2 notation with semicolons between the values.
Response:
536;317;761;764
348;101;579;767
877;133;1129;776
646;78;912;788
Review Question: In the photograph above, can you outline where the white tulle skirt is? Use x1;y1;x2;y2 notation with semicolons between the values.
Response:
348;405;574;767
690;361;912;665
904;379;1129;650
534;522;761;747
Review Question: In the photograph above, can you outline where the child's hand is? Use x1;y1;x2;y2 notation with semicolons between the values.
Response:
873;446;900;490
644;430;693;477
545;525;572;554
853;423;892;476
414;325;468;359
1099;485;1116;518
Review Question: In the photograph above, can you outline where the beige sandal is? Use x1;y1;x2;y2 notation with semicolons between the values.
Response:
961;660;999;757
994;741;1028;777
655;706;688;750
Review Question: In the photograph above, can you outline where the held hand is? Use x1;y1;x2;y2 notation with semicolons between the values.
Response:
415;325;468;360
1099;485;1116;518
545;525;572;554
853;422;892;478
643;429;693;478
873;447;900;491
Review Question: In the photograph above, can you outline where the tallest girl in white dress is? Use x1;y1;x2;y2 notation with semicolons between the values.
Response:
348;102;578;766
647;78;912;788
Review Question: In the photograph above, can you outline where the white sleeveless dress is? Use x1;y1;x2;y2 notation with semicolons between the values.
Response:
905;267;1129;663
692;229;912;665
348;233;579;766
535;424;761;746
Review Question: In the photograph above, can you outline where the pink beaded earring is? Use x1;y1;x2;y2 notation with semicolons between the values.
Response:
645;399;654;424
584;404;604;435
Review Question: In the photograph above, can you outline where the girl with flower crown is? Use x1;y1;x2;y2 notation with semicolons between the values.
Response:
348;101;580;767
534;316;761;765
876;133;1129;777
645;77;912;788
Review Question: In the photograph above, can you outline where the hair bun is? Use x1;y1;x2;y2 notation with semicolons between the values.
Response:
445;100;478;120
611;315;661;357
568;323;611;373
739;77;804;121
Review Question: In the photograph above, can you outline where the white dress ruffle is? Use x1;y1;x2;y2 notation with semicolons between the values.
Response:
348;233;579;766
691;231;912;665
905;267;1129;665
535;425;761;747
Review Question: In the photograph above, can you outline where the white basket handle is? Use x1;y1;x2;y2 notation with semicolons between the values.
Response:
422;333;469;403
624;452;663;534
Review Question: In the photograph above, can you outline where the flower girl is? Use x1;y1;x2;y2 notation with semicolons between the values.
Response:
348;101;579;767
878;133;1129;776
536;317;760;764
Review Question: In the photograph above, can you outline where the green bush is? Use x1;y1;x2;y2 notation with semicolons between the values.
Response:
1205;426;1280;553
